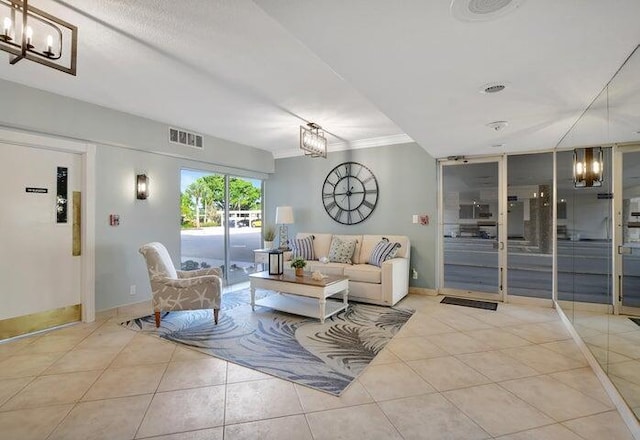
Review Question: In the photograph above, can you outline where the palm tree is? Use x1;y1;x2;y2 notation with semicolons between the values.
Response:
184;179;211;228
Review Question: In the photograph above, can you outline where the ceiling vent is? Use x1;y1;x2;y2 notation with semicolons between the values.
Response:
480;81;509;94
169;127;203;149
451;0;525;22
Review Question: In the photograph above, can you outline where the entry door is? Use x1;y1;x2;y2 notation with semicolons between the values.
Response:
616;147;640;314
0;143;82;323
440;158;506;301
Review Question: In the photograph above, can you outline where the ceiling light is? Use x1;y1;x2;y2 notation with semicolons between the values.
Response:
573;147;603;188
451;0;525;22
300;122;327;158
0;0;77;75
491;143;505;148
486;121;508;131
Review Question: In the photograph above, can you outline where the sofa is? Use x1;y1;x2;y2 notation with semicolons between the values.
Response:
287;233;410;306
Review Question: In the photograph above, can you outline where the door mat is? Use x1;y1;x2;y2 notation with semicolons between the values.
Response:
629;317;640;327
440;296;498;311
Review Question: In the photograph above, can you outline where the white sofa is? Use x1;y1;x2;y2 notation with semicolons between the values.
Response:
288;233;411;306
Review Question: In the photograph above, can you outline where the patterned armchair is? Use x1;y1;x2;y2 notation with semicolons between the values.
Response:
139;242;222;327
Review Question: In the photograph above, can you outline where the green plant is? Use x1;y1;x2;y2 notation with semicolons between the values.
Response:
290;257;307;269
263;226;276;241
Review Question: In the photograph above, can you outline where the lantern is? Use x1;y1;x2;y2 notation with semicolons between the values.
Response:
268;250;284;276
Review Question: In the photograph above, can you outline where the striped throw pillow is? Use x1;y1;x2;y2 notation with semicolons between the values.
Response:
368;238;401;267
291;235;315;260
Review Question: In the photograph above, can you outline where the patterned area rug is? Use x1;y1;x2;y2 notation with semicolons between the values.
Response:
121;290;413;395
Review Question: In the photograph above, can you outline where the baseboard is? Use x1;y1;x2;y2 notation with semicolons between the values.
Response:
409;287;437;296
96;299;152;321
0;304;81;340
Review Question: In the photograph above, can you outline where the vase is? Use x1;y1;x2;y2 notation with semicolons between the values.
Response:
263;240;274;249
295;267;304;277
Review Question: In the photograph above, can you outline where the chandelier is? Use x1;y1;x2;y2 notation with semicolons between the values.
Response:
573;147;604;188
0;0;77;75
300;122;327;158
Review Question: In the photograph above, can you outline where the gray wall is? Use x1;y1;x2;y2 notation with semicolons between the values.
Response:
265;143;438;289
1;78;274;311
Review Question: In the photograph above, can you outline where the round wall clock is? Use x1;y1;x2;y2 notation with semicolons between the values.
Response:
322;161;379;225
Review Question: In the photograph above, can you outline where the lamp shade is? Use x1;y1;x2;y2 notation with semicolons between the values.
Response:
275;206;294;224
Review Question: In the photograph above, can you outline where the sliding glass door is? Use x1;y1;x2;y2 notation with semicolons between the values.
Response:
180;169;263;286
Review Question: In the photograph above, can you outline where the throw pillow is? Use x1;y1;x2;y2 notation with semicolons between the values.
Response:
290;235;315;260
328;237;357;264
368;238;401;267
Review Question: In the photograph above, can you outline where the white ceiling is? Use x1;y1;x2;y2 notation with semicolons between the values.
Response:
1;0;639;160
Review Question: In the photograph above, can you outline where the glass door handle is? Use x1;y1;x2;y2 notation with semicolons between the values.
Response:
618;245;632;255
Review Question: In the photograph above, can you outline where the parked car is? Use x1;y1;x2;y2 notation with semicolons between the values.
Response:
251;219;262;228
237;219;250;227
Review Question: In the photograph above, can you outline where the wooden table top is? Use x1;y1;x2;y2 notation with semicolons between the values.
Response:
249;271;348;287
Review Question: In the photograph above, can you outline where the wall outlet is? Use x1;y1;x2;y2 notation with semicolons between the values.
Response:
129;285;136;296
412;268;418;279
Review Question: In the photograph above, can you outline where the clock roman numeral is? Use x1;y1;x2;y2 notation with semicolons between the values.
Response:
325;201;337;211
363;200;375;210
322;191;334;199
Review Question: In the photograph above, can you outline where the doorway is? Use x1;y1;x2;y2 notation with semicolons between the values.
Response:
0;139;91;337
439;157;505;301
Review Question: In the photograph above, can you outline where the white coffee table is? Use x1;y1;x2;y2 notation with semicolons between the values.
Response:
249;271;349;323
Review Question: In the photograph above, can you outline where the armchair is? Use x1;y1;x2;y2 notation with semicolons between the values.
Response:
139;242;222;327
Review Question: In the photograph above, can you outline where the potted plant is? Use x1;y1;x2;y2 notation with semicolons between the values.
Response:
263;226;276;249
290;256;307;277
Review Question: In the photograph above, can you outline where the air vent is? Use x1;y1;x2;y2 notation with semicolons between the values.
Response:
451;0;525;22
169;127;203;149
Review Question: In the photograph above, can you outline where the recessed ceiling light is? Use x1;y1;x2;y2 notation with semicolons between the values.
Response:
480;82;509;94
451;0;525;22
486;121;508;131
491;143;505;148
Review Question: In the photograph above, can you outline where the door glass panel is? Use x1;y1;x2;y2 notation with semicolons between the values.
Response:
227;176;263;284
180;170;226;276
443;162;499;294
622;151;640;308
556;149;612;304
507;153;553;298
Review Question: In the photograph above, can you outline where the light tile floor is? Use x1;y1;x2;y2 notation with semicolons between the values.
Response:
0;293;636;440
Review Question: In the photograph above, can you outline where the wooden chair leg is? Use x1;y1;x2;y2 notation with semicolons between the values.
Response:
154;311;161;328
213;308;219;325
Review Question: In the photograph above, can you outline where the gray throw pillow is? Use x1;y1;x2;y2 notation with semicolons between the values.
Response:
328;237;357;264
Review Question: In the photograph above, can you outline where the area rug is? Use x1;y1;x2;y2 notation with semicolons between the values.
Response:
121;290;414;395
441;296;498;311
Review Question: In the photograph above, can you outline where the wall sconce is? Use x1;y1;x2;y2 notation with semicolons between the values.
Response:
573;147;603;188
0;0;78;75
268;249;284;276
136;174;149;200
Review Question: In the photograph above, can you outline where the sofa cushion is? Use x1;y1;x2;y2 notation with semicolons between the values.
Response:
328;236;357;264
343;264;382;284
368;238;401;267
359;235;410;263
297;233;332;260
333;235;363;263
290;235;315;260
307;261;347;276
